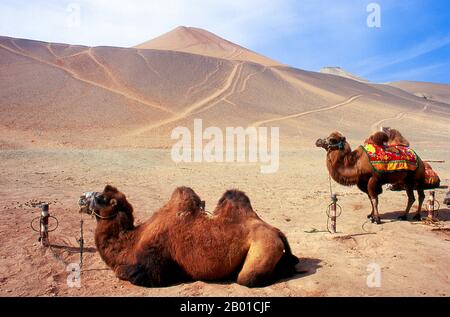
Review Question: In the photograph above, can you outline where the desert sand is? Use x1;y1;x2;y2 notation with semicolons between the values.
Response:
0;26;449;297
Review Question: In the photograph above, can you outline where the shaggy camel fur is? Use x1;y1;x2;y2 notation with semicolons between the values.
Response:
316;132;426;224
364;129;410;153
85;185;299;287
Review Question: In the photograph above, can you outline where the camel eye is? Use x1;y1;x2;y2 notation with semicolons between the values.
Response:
329;138;337;144
95;194;107;205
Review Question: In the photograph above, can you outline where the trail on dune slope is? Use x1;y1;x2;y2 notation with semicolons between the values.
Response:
192;64;269;115
251;94;362;127
0;41;173;115
128;62;243;136
369;103;428;132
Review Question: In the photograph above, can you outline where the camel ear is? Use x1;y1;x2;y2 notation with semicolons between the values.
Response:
110;198;117;207
342;137;346;142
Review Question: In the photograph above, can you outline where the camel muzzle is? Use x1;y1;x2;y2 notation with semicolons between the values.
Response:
78;191;104;215
315;138;328;149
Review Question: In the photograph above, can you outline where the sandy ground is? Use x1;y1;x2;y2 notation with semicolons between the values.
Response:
0;147;449;297
1;30;449;297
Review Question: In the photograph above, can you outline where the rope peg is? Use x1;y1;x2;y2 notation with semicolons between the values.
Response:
39;204;50;247
329;194;338;233
426;190;436;220
77;219;84;269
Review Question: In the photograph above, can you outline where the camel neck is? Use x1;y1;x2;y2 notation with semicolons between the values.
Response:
326;146;360;186
94;215;136;269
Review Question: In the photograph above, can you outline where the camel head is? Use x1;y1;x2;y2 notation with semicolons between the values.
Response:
79;185;134;225
315;131;348;152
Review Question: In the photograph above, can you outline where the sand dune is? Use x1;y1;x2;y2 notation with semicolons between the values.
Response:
135;26;282;66
1;31;449;150
320;67;369;83
389;80;450;105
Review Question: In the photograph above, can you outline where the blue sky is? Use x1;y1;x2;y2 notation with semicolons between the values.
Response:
1;0;449;84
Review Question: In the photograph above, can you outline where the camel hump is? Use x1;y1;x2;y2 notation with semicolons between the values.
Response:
214;189;255;219
168;186;203;215
365;131;389;146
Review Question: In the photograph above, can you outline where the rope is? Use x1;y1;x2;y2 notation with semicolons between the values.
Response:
361;219;384;233
30;215;59;232
324;174;343;233
325;200;342;233
30;208;86;271
328;173;333;198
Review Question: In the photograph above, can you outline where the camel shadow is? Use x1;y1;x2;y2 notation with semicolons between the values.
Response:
381;210;410;221
293;257;322;278
175;257;322;289
50;244;97;253
267;257;322;286
381;208;450;222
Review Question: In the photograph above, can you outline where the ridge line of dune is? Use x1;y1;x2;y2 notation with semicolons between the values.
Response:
252;94;362;127
0;42;174;114
135;27;281;66
127;62;243;135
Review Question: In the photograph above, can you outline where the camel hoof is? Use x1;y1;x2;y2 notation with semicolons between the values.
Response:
413;214;421;221
398;215;408;221
367;214;373;219
374;218;382;225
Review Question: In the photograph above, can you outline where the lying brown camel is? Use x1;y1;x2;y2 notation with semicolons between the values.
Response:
315;132;426;224
81;185;299;287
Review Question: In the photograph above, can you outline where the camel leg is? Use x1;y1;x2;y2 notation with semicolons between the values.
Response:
413;189;425;221
399;187;415;220
370;197;381;224
237;238;284;287
367;177;382;224
367;194;375;220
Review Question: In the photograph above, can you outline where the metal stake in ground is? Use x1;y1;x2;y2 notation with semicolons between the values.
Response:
39;204;50;247
330;195;338;233
325;194;341;234
426;191;436;219
78;219;84;269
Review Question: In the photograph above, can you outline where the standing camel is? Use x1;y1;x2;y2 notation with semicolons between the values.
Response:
80;185;299;287
315;132;426;224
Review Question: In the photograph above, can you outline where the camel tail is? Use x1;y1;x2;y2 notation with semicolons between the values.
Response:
275;232;300;278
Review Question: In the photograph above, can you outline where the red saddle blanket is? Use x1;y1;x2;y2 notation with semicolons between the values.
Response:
361;143;419;173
